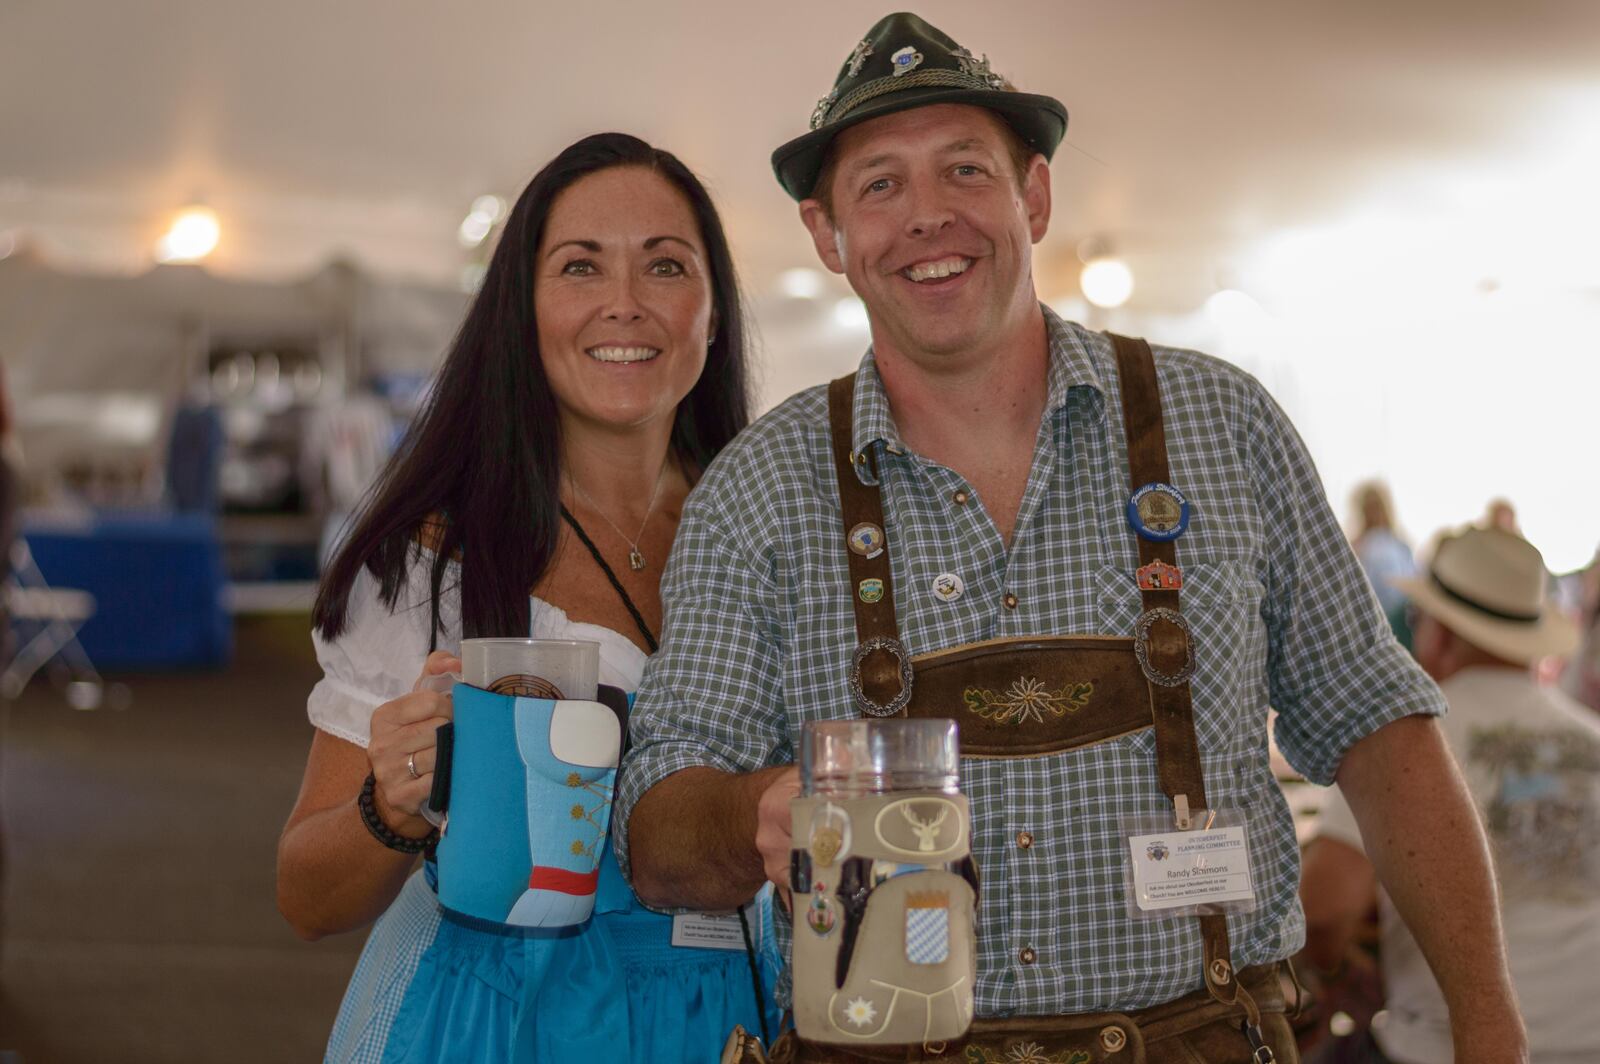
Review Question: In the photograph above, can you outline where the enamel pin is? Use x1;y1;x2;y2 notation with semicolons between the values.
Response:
807;888;837;936
858;578;885;604
890;46;923;76
931;572;964;603
1126;482;1191;542
848;522;885;559
1136;560;1184;591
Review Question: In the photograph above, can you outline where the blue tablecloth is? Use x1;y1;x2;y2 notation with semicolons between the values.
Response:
23;511;231;669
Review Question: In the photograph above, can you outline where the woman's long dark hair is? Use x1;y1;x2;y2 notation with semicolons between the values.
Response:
313;133;752;644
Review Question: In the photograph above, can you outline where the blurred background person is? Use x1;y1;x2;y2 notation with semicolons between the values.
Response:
0;359;17;960
275;133;771;1063
1483;497;1520;535
1558;545;1600;715
1351;480;1419;648
1301;526;1596;1064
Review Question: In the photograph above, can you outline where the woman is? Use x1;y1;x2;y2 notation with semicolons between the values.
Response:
276;133;773;1062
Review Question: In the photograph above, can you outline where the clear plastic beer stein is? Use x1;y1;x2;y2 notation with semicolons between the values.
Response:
801;718;960;797
790;718;977;1046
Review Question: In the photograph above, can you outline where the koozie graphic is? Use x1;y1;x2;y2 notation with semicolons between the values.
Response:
435;684;622;928
904;891;950;964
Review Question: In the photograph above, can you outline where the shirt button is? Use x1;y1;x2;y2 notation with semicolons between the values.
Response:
1016;831;1033;849
952;489;969;505
1003;593;1019;610
1019;947;1037;965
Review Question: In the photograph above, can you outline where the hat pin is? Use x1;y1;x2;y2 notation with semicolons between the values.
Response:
890;46;923;77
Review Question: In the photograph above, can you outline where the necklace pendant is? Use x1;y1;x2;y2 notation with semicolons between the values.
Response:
628;548;646;571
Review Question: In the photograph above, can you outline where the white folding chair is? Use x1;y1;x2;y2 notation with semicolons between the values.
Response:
2;537;106;707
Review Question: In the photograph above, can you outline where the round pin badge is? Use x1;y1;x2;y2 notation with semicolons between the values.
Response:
847;522;885;559
931;572;964;603
1126;483;1191;542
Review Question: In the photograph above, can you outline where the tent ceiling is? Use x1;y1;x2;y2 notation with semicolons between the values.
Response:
3;1;1598;311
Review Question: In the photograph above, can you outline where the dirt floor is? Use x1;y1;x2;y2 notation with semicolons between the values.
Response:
0;614;368;1063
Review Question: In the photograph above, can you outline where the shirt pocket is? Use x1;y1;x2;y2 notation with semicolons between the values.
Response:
1094;559;1267;752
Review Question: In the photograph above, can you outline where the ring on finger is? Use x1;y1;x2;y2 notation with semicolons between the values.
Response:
407;751;421;779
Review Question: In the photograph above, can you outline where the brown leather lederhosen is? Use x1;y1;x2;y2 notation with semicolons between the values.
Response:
772;336;1294;1064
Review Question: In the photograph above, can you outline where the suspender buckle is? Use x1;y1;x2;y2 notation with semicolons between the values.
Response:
848;636;914;717
1133;607;1196;688
1241;1019;1275;1063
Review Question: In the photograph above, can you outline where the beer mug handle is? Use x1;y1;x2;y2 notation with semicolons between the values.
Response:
419;671;461;694
417;671;460;827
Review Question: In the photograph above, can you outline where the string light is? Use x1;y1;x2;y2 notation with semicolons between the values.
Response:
155;207;220;263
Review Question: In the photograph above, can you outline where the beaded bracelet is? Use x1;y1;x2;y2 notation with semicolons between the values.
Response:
358;772;438;854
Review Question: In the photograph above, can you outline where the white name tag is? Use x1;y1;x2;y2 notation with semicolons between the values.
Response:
1127;826;1255;912
671;903;761;952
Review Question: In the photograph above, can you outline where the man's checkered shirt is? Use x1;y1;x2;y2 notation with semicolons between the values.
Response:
615;307;1443;1015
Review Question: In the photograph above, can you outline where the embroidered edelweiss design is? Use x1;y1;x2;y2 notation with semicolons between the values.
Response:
843;996;878;1028
962;1042;1091;1064
963;677;1094;725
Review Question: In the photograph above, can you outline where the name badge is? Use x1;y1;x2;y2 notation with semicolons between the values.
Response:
671;899;763;952
1126;825;1255;914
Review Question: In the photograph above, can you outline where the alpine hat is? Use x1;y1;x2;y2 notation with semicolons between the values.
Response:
770;12;1068;201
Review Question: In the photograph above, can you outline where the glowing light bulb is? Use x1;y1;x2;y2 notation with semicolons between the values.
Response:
471;194;507;223
155;207;220;263
457;212;494;247
1080;258;1133;309
779;267;825;299
832;296;868;330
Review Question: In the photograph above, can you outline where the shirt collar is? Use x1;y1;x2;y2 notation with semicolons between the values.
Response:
848;304;1108;479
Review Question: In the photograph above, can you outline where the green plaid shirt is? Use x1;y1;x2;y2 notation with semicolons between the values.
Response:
616;307;1443;1015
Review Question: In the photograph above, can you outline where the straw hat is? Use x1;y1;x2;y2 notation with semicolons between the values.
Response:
1393;527;1578;665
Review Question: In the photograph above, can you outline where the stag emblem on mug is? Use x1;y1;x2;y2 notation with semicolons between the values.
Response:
902;802;949;852
874;797;964;859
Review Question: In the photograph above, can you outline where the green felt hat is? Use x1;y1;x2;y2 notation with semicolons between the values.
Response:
771;11;1069;201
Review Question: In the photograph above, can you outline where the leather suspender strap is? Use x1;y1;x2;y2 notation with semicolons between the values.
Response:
1110;333;1253;1021
828;375;913;717
1109;335;1206;815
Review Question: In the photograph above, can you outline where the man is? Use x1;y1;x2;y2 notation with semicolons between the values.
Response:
615;12;1525;1062
1303;527;1596;1064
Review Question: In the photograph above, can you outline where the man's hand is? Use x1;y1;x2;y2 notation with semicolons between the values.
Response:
628;764;795;911
754;767;801;905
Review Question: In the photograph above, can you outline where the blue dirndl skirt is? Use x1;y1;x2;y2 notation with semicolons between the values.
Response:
325;846;779;1063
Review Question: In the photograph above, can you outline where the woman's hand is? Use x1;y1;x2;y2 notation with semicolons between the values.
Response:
366;650;459;838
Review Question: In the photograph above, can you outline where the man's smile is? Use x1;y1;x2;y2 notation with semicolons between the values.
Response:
899;254;974;283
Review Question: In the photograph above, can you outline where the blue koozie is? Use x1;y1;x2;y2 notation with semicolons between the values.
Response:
434;683;626;927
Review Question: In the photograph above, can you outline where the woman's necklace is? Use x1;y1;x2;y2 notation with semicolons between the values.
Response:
565;458;668;571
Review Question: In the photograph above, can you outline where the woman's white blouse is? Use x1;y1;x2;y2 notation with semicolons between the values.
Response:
307;555;648;747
